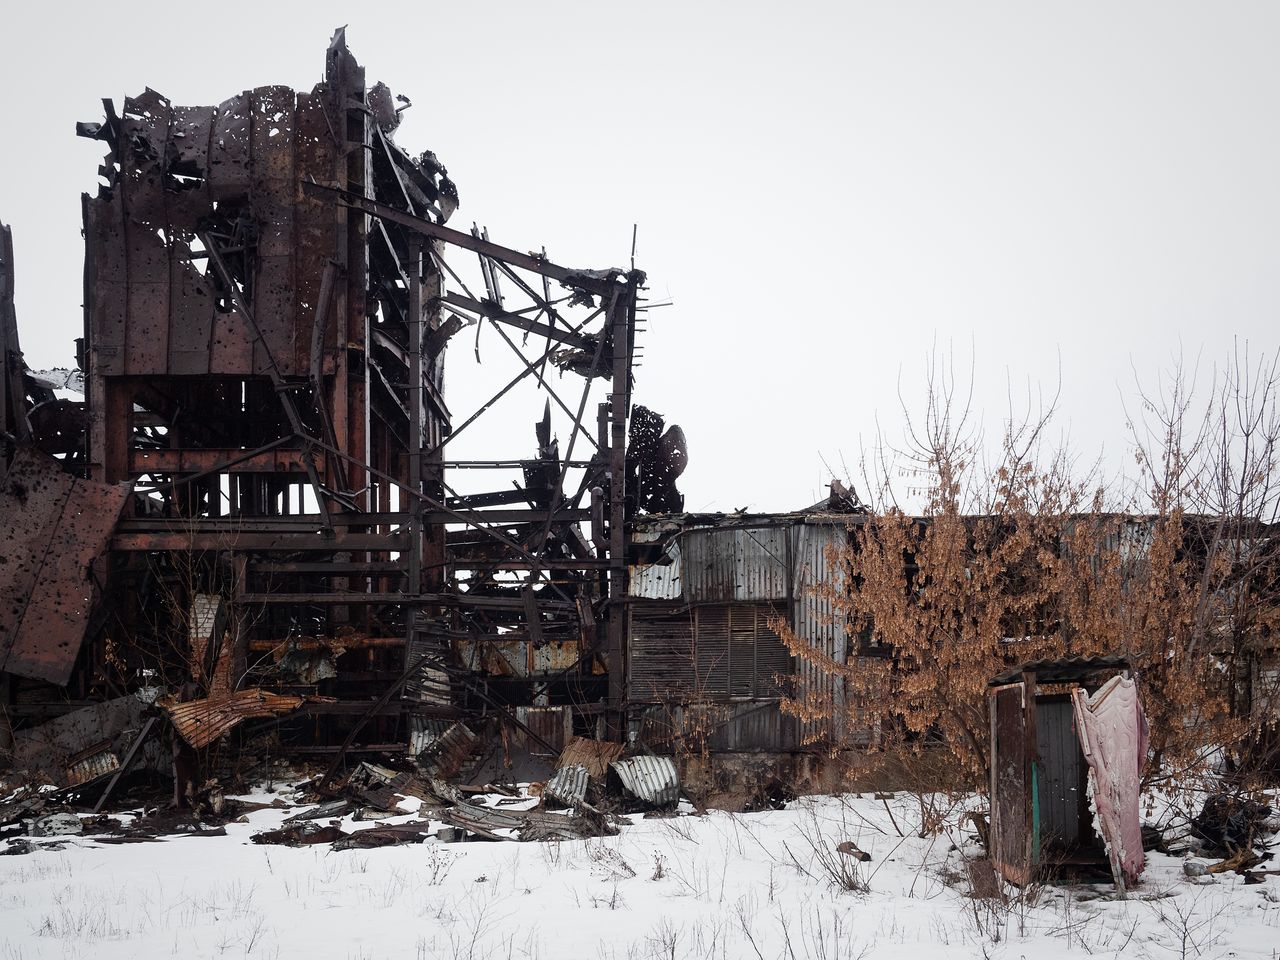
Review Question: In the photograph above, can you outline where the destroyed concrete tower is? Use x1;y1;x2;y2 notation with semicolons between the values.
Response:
1;30;656;780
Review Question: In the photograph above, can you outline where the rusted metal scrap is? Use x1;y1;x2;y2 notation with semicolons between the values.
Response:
438;803;617;842
608;756;680;808
0;446;129;685
162;689;308;750
556;736;625;781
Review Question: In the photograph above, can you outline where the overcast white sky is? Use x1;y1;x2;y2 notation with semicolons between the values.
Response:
1;1;1277;512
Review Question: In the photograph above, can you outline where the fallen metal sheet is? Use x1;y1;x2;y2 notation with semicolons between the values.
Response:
438;804;614;842
11;694;150;786
163;689;305;749
1073;674;1148;891
609;756;680;808
29;813;82;837
251;821;346;846
65;742;120;787
414;721;480;779
283;799;352;824
343;762;411;812
556;737;625;781
0;789;46;828
0;445;130;684
544;764;589;807
332;821;436;850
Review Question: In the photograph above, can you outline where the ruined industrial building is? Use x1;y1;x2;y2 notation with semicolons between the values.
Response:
0;31;850;816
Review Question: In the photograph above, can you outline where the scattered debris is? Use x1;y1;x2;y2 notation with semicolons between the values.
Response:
28;813;82;837
252;821;347;847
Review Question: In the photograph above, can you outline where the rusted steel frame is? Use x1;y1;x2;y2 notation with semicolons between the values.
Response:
200;234;333;532
488;257;581;346
91;716;157;814
237;593;575;611
407;235;424;597
301;180;616;295
419;312;600;460
129;437;299;487
247;560;405;574
443;459;597;469
319;644;559;788
525;290;613;579
605;276;639;737
444;558;610;570
308;260;349;495
441;292;597;353
306;435;575;602
427;247;597;451
469;298;603;453
370;328;450;421
111;532;407;551
117;512;415;530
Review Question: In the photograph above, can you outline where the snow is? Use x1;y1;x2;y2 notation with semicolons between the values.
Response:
2;787;1279;960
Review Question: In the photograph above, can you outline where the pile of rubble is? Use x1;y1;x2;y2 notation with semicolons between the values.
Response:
1;729;682;855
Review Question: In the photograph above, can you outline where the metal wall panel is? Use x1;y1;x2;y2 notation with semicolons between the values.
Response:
629;606;696;701
683;526;789;602
790;523;850;743
0;447;129;684
629;538;682;600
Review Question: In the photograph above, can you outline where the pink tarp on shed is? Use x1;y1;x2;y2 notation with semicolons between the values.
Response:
1072;675;1148;890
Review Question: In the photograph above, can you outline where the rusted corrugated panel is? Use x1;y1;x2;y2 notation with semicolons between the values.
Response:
0;446;130;684
163;688;305;749
683;526;788;602
790;523;850;744
609;756;679;807
407;715;452;756
66;743;120;786
516;706;572;756
209;94;252;198
556;737;624;780
419;721;480;778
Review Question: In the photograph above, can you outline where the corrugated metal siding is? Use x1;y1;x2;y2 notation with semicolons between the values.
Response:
629;538;683;600
790;524;850;743
630;602;790;702
683;527;789;601
629;606;697;701
685;702;799;751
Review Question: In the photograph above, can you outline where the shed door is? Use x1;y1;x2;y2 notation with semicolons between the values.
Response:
1035;698;1083;849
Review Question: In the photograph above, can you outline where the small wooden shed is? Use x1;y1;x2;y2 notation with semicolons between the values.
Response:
988;657;1147;891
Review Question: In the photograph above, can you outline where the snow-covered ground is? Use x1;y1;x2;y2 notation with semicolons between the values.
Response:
2;786;1279;960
